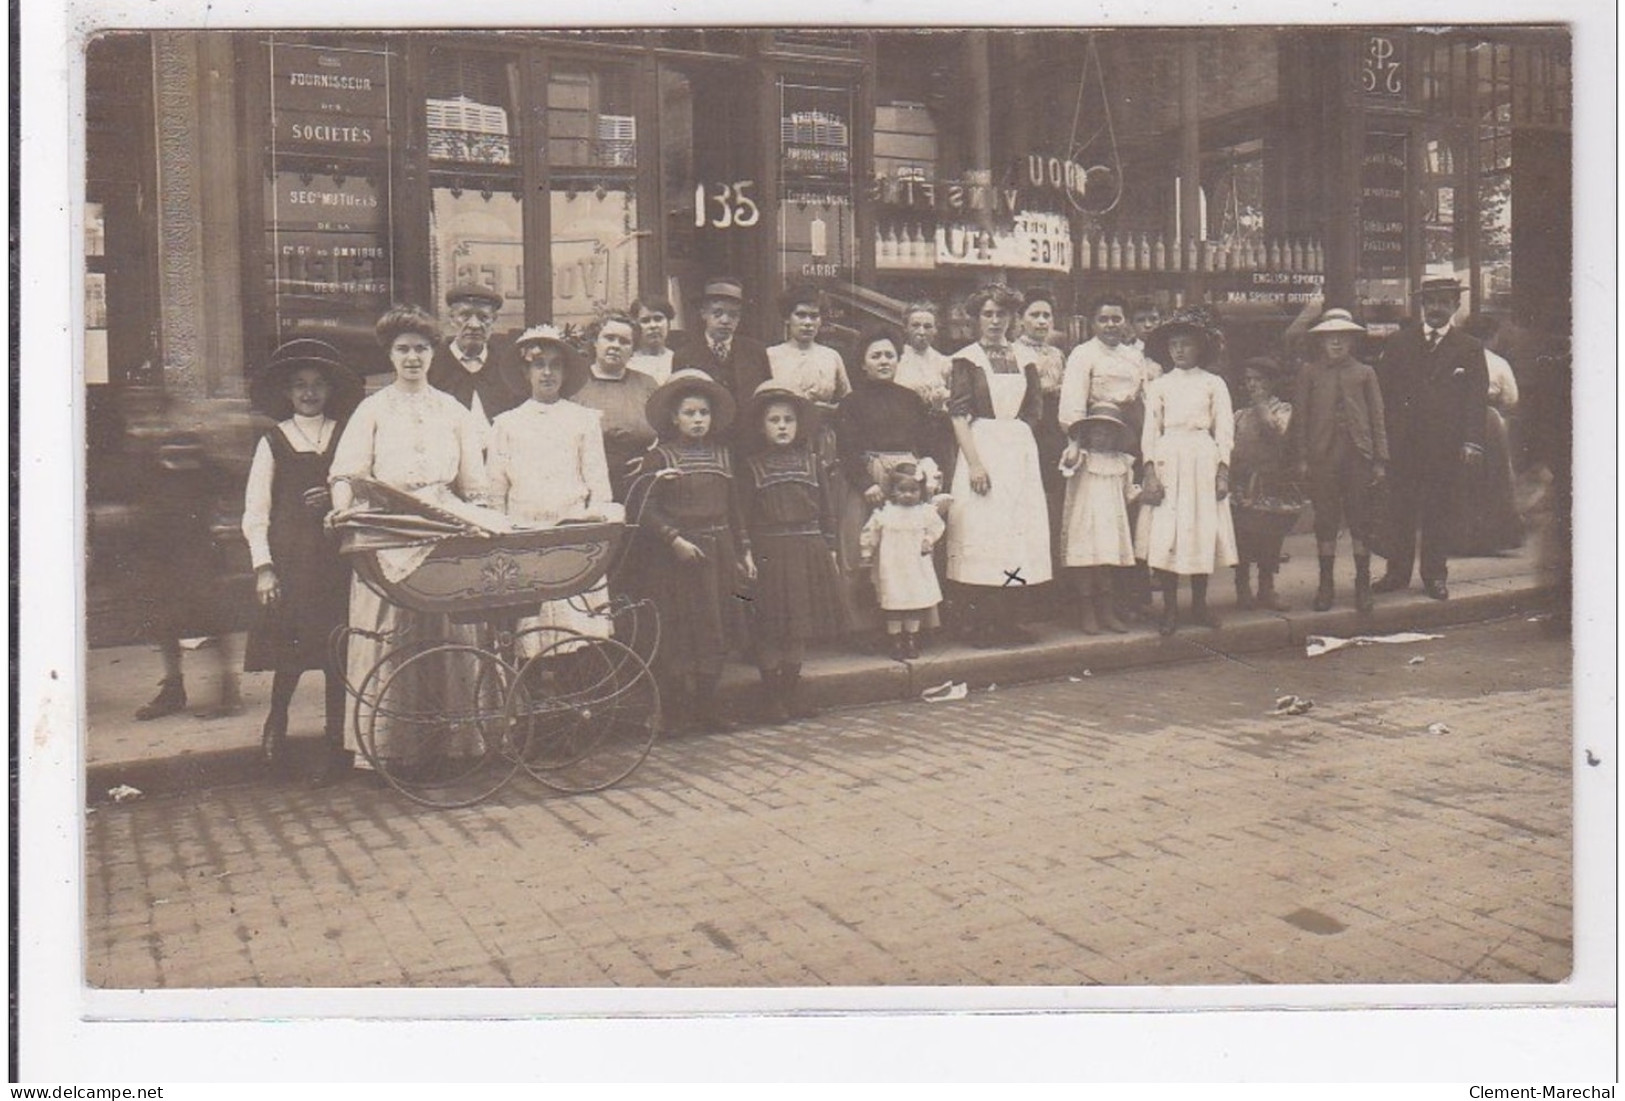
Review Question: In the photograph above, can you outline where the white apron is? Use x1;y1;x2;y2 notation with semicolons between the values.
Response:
947;365;1053;586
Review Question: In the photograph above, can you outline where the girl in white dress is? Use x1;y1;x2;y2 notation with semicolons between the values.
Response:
859;463;946;660
488;325;624;658
1135;308;1238;634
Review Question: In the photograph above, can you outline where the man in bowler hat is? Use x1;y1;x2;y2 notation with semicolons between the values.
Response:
1372;276;1488;600
671;276;772;410
427;281;526;424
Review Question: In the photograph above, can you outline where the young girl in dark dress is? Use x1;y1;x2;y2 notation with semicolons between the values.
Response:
639;370;754;734
738;381;844;722
241;340;362;779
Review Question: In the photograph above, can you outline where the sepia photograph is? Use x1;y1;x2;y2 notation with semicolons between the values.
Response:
17;0;1615;1083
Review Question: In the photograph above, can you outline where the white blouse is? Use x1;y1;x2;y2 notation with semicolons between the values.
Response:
766;342;852;405
1142;367;1234;465
1058;338;1149;429
630;348;674;386
487;398;623;526
329;384;488;503
896;345;953;411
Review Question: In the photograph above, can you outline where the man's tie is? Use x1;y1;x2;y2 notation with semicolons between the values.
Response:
712;340;730;364
1425;330;1441;352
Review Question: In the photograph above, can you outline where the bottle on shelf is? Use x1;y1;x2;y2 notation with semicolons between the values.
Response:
1151;234;1166;271
1135;233;1149;271
1184;237;1199;272
877;224;896;267
1291;239;1307;274
1267;238;1282;271
1081;233;1095;270
1309;238;1323;273
1169;235;1182;272
1106;234;1121;271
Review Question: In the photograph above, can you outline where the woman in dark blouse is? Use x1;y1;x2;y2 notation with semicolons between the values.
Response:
834;327;936;638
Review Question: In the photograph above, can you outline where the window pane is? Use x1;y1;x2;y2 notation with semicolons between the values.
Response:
430;186;526;336
549;66;637;169
550;187;640;331
427;49;518;166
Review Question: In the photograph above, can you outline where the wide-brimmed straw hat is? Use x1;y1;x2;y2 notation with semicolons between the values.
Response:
740;380;818;442
249;338;363;420
1143;306;1221;370
1307;308;1367;334
1079;399;1130;432
646;368;737;437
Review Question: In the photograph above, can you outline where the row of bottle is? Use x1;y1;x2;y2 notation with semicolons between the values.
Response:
875;223;941;269
872;222;1326;275
1081;234;1324;274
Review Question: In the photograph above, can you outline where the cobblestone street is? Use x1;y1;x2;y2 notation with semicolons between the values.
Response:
85;616;1574;990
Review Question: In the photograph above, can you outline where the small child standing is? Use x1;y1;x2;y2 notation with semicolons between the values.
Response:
1057;401;1137;633
241;339;362;780
1292;309;1388;612
1230;357;1301;612
739;382;845;722
859;463;947;660
639;369;754;733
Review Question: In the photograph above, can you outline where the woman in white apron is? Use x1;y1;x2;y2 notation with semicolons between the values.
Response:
946;284;1053;647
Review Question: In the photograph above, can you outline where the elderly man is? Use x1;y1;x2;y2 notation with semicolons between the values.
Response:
427;281;525;425
1372;276;1489;601
671;276;771;409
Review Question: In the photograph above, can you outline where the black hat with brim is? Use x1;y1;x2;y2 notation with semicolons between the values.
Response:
646;369;737;438
249;341;364;421
1143;307;1221;370
739;381;819;447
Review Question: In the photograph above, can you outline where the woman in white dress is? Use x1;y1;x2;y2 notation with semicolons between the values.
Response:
328;305;491;775
488;325;624;659
946;283;1053;647
1135;307;1238;634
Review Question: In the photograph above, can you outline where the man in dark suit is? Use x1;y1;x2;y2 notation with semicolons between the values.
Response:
427;282;526;425
1372;276;1489;600
671;276;772;410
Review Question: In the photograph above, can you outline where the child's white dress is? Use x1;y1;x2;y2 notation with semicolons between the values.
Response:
860;502;945;613
1059;450;1136;567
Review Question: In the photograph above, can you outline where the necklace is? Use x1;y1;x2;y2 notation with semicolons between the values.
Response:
288;416;330;450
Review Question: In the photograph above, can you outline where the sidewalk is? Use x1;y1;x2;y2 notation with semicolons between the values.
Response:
84;529;1559;801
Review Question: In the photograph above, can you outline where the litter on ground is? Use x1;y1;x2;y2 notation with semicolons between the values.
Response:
108;784;143;802
1305;631;1443;658
1272;695;1314;716
921;680;969;703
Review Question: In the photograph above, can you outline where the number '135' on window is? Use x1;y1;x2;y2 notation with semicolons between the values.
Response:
694;181;760;229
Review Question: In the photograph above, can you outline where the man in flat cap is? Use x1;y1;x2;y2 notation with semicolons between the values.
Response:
671;276;772;411
1372;276;1489;601
428;281;526;425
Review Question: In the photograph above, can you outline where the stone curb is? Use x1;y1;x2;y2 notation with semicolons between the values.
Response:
86;582;1558;803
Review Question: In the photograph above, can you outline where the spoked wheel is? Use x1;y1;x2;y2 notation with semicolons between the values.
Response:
508;634;661;794
359;643;525;808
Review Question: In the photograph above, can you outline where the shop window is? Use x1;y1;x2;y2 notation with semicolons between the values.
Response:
1478;104;1514;312
548;64;640;331
84;202;109;384
1422;135;1460;278
781;81;857;287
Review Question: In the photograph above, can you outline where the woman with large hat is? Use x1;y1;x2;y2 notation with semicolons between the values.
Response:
241;337;364;778
1136;306;1238;634
945;283;1053;647
488;325;622;656
637;369;753;732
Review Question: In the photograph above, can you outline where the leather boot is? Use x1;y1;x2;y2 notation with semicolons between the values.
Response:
758;668;789;724
1077;589;1101;635
1234;564;1255;610
691;673;733;733
1189;575;1221;628
782;664;819;719
1095;590;1127;633
1158;577;1179;636
1314;556;1336;612
1256;568;1289;612
134;677;186;721
1354;555;1374;614
260;709;289;774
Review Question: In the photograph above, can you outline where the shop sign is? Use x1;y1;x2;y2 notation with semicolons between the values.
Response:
869;175;1024;217
1020;153;1116;209
1359;131;1408;278
934;211;1073;273
271;43;390;152
1219;271;1325;305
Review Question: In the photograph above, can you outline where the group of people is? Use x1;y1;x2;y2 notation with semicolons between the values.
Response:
142;270;1515;784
